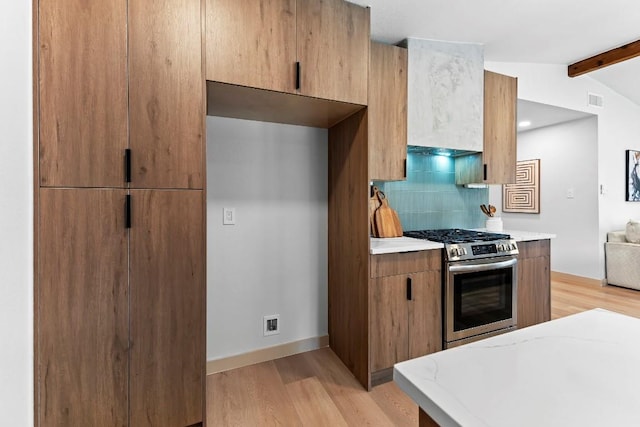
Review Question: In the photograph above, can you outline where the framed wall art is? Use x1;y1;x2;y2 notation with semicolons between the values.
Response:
626;150;640;202
503;159;540;213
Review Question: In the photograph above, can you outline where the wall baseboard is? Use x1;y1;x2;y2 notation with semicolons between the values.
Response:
207;335;330;375
551;271;606;287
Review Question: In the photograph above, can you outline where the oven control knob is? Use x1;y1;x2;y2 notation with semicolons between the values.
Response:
497;244;506;252
450;248;459;257
460;247;467;255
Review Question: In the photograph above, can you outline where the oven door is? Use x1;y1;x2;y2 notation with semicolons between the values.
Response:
445;256;517;344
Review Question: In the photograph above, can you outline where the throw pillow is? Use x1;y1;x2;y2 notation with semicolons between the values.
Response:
626;219;640;243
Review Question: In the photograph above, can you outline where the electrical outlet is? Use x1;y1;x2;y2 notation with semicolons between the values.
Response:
263;314;280;336
223;207;235;225
566;188;575;199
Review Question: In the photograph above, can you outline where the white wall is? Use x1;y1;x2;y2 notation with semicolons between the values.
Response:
486;61;640;279
206;116;328;360
490;117;600;278
0;1;34;424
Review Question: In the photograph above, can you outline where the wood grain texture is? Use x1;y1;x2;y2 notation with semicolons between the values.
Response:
286;377;348;426
208;348;412;426
328;109;370;389
371;250;441;279
370;270;442;376
370;276;410;372
517;240;551;329
206;81;365;128
368;42;407;181
454;152;483;185
38;0;128;187
374;195;403;238
409;271;442;359
419;408;440;427
129;190;205;426
297;0;369;105
38;189;128;426
568;39;640;77
483;70;517;184
129;0;204;189
206;0;296;92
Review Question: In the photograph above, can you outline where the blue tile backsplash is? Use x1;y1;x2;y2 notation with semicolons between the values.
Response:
374;151;489;231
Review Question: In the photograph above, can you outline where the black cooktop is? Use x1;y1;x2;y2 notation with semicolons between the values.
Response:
404;228;511;244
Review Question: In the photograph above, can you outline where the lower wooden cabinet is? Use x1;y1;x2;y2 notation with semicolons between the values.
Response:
517;240;551;329
369;250;441;386
39;188;129;426
38;188;205;426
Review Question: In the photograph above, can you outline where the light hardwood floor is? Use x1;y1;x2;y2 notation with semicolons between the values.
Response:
207;279;640;426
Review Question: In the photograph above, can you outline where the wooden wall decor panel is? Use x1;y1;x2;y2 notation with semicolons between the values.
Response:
503;159;540;213
130;190;205;426
38;0;128;187
328;109;370;389
297;0;369;105
38;189;128;426
206;0;296;92
129;0;204;189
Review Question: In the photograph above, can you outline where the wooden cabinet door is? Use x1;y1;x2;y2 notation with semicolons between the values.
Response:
409;271;442;359
129;0;204;189
206;0;296;92
39;189;128;426
297;0;369;105
130;190;205;426
370;275;409;372
369;42;407;181
517;240;551;329
484;70;517;184
39;0;128;188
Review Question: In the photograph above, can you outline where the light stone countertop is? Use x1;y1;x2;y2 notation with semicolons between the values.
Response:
394;308;640;427
370;230;555;255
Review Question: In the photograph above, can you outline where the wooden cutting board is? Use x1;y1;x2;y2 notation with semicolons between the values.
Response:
369;186;381;237
374;191;403;238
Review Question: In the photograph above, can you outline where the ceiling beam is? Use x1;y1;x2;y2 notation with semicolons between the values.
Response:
568;39;640;77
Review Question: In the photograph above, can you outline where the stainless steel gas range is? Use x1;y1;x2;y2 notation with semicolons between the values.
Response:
404;229;519;348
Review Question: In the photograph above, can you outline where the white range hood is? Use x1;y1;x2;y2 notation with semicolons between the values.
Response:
401;38;484;152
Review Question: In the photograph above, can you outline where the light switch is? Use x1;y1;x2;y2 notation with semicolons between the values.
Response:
566;188;575;199
223;207;236;225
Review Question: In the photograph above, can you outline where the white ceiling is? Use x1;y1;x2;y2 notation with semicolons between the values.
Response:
517;100;593;133
351;0;640;105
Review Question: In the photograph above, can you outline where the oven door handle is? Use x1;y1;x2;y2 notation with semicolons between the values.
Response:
449;257;517;273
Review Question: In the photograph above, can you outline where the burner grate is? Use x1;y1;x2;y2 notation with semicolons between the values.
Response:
404;228;510;244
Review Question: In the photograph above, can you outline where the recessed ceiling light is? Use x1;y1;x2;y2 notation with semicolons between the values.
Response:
518;120;532;128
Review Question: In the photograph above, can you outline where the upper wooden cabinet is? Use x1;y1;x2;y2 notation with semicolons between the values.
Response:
206;0;296;93
39;0;128;187
368;42;407;181
455;70;518;185
38;0;203;189
206;0;369;105
129;0;204;189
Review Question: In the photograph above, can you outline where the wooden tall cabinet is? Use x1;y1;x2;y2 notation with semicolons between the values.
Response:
35;0;205;425
38;0;128;188
455;70;518;185
368;42;407;181
39;189;129;426
206;0;369;105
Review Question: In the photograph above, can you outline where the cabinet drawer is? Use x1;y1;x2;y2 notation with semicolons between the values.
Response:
370;250;441;278
518;240;550;259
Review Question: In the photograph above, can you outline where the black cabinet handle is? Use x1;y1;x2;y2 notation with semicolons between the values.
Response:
406;277;412;301
483;163;487;181
125;149;132;183
295;62;301;90
125;195;131;229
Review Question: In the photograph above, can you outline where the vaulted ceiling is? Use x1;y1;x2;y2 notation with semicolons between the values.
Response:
351;0;640;105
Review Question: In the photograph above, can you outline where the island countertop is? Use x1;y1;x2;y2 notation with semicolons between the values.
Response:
394;308;640;427
370;229;555;255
